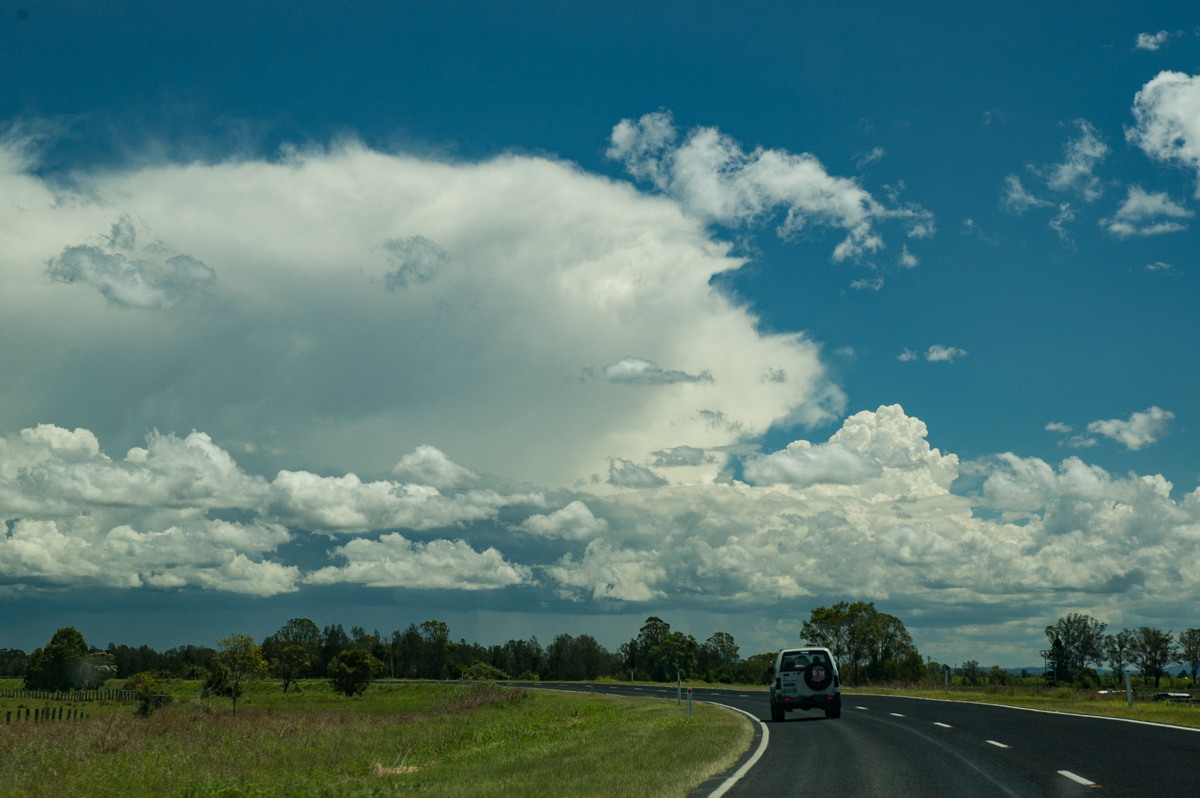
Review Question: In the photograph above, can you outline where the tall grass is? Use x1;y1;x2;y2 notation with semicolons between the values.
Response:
0;681;750;797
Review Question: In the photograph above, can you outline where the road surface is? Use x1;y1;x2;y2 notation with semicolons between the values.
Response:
525;682;1200;796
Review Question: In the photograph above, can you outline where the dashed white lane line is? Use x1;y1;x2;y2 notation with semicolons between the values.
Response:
854;706;870;711
1057;770;1099;787
846;703;1100;789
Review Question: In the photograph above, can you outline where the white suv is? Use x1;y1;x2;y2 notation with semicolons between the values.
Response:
768;647;841;721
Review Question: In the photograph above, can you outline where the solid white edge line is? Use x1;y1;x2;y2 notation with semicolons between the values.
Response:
705;702;770;798
1057;770;1097;786
985;740;1011;748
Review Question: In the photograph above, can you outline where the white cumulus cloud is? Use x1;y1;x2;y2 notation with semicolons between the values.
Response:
1128;71;1200;195
1085;407;1174;451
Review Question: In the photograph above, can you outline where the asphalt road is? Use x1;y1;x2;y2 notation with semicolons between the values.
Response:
523;683;1200;797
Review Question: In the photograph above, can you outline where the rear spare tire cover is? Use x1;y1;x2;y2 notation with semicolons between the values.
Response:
805;662;833;691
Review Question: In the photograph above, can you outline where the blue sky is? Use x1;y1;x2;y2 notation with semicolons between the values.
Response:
2;1;1200;668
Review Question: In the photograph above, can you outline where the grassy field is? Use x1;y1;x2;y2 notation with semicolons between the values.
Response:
0;680;751;798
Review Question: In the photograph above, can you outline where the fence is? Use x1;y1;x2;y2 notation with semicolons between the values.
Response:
5;706;87;723
0;688;134;702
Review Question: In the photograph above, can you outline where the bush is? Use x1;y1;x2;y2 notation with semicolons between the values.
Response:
459;662;510;682
327;649;384;697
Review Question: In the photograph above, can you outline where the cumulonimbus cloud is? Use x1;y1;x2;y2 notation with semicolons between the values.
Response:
0;131;841;490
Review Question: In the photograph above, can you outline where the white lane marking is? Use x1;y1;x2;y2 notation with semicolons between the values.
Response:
986;740;1011;749
1057;770;1098;787
738;694;750;698
934;722;952;728
705;702;770;798
854;706;870;710
889;712;906;717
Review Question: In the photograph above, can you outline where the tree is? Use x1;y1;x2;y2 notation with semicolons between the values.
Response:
263;618;321;692
24;627;112;691
0;648;27;678
1179;628;1200;685
418;620;451;679
318;624;352;674
1102;629;1136;686
619;617;700;681
211;634;268;714
800;601;922;685
327;648;385;696
699;632;740;681
545;633;616;681
1043;613;1106;685
958;660;982;686
1129;627;1177;687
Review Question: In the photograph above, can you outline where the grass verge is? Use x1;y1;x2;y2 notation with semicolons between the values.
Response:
0;681;751;797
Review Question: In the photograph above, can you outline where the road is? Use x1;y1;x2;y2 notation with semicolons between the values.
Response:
523;683;1200;796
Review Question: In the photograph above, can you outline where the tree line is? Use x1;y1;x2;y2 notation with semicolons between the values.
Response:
12;605;1187;696
1040;613;1200;688
4;616;775;692
5;602;928;694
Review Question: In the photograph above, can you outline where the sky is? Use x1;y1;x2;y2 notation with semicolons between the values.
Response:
2;1;1200;669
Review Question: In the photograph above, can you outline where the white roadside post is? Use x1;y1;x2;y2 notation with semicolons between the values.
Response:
686;687;693;716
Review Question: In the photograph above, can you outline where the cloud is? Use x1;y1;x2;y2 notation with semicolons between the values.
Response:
1085;407;1174;451
5;407;1200;667
391;445;477;489
744;441;882;488
1000;175;1051;215
383;235;447;289
1128;71;1200;195
607;110;934;261
584;357;714;385
607;458;667;488
1044;422;1073;434
1042;120;1108;202
518;500;608;540
898;345;967;363
1;134;843;489
267;470;524;534
305;533;532;590
651;446;713;468
45;216;216;310
926;345;967;362
855;146;885;169
545;539;667;602
1135;31;1172;51
1100;185;1192;237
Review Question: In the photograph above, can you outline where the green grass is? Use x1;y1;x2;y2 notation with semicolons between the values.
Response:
0;680;751;797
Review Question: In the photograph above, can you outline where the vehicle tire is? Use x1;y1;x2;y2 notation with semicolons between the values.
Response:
824;701;841;719
770;701;785;722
